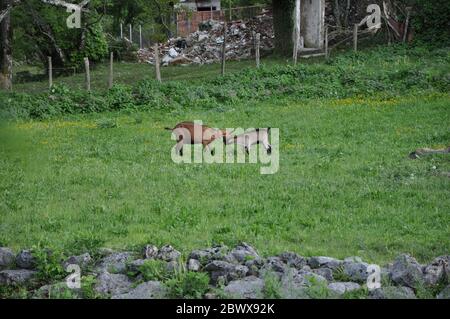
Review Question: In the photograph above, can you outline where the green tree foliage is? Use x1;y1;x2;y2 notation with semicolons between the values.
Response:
401;0;450;44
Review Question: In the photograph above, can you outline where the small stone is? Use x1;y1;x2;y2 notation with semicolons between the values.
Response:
189;245;228;265
389;254;424;288
94;272;133;297
225;242;259;264
33;282;82;299
369;286;416;299
279;252;307;269
328;282;361;295
166;260;179;272
127;259;145;274
96;252;135;274
204;292;217;299
245;257;265;276
423;256;450;286
63;253;91;270
437;285;450;299
16;250;36;269
204;260;248;285
224;276;264;299
157;245;181;262
187;259;201;272
0;269;37;286
313;268;334;281
343;261;370;283
112;281;166;299
144;245;158;259
261;257;286;274
168;48;178;58
308;256;342;270
0;247;15;270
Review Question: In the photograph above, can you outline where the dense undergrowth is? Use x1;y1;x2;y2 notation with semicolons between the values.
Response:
1;45;449;120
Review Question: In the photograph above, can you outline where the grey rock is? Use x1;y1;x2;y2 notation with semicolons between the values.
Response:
313;268;334;281
328;282;361;295
16;250;36;269
297;268;328;284
204;292;217;299
423;256;450;286
204;260;248;285
308;256;342;270
261;257;287;274
157;245;181;262
279;269;311;299
94;272;133;296
112;281;166;299
224;276;264;299
343;261;370;283
187;258;201;272
389;254;424;288
144;245;158;259
245;257;265;276
369;286;416;299
225;242;259;264
0;247;15;270
33;282;82;299
188;245;228;265
0;269;37;286
166;260;179;272
279;252;307;269
63;253;91;270
437;285;450;299
96;252;135;274
127;259;145;274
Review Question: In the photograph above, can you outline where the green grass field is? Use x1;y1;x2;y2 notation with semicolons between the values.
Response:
1;91;449;265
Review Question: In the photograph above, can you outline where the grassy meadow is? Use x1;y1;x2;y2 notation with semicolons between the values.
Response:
0;45;449;266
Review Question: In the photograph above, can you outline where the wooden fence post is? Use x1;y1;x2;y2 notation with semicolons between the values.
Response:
120;23;123;39
48;56;53;89
353;24;358;52
84;57;90;92
108;52;114;89
221;24;227;76
255;33;260;68
154;44;161;83
324;26;329;59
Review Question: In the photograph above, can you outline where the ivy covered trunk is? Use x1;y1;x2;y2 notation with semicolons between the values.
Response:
272;0;295;56
0;0;12;90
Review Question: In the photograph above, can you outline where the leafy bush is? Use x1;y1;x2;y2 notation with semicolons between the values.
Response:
139;259;170;282
1;45;448;121
32;246;66;283
165;271;210;299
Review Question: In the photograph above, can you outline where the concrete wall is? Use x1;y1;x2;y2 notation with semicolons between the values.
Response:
301;0;325;49
179;0;221;11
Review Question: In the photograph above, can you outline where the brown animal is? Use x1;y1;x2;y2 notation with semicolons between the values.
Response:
165;121;228;155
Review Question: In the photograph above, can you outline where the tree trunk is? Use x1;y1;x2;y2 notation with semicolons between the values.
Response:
0;0;12;90
272;0;295;56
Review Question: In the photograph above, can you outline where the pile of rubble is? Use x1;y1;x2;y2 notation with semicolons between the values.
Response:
137;12;274;66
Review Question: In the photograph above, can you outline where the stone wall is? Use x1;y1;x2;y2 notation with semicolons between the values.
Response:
0;244;449;299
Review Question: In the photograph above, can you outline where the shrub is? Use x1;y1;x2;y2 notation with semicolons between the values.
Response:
165;271;210;299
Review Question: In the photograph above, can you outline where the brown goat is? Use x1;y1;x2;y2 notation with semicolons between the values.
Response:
165;121;228;155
